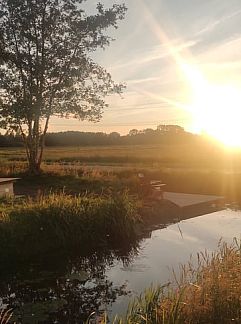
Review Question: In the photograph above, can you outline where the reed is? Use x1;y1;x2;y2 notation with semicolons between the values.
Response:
107;240;241;324
0;308;13;324
0;192;139;261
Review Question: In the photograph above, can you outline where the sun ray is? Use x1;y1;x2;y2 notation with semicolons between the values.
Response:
138;0;241;147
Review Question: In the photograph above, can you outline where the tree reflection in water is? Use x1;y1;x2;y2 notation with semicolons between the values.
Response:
0;242;140;323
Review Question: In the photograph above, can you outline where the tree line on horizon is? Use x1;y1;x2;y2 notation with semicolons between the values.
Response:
0;125;200;147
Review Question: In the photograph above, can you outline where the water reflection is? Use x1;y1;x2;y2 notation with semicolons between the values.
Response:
0;248;139;323
1;205;241;323
108;208;241;318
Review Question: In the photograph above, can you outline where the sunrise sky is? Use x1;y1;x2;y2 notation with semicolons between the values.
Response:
50;0;241;136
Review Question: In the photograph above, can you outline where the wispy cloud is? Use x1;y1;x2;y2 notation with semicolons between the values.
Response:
126;76;161;85
196;9;241;37
109;40;198;73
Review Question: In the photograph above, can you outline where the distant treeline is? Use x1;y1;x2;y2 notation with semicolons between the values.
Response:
0;125;200;147
0;134;23;147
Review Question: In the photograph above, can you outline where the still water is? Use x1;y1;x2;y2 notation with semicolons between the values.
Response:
107;208;241;318
1;208;241;323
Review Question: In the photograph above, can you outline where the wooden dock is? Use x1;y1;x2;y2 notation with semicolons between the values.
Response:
141;191;225;228
163;192;224;208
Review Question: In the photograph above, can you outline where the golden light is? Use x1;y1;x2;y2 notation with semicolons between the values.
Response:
131;0;241;148
182;63;241;147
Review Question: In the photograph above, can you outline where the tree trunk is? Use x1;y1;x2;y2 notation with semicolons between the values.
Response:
27;141;42;175
28;157;42;175
20;117;50;175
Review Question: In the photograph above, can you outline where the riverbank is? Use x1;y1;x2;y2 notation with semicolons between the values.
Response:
1;207;240;323
0;191;186;266
1;158;241;203
0;192;139;265
112;240;241;324
0;167;227;266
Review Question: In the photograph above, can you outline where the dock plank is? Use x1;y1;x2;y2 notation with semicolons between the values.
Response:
163;192;224;208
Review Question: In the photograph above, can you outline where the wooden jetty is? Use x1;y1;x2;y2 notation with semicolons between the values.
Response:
139;175;225;222
163;192;224;208
141;188;225;228
163;192;225;219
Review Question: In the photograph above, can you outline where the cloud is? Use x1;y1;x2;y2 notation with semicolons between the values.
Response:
108;40;198;73
196;9;241;37
51;0;241;134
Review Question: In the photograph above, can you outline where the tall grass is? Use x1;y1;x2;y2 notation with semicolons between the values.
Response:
0;192;139;261
0;161;28;176
111;240;241;324
0;309;13;324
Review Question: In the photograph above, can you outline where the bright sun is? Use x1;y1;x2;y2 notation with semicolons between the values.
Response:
182;63;241;148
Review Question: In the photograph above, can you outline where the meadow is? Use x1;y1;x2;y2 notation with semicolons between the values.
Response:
1;143;241;170
1;144;241;201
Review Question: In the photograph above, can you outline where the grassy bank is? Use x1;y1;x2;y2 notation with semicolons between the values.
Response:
0;193;139;263
1;146;241;202
113;240;241;324
2;163;241;203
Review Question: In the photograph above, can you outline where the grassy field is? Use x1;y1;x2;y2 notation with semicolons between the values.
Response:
1;143;241;170
1;144;241;202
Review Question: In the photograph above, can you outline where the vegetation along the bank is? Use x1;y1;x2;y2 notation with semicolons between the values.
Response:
0;192;138;263
93;240;241;324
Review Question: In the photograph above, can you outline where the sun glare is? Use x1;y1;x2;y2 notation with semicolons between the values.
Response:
182;63;241;147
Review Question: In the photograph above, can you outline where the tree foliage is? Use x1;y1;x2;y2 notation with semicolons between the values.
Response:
0;0;126;173
0;125;196;147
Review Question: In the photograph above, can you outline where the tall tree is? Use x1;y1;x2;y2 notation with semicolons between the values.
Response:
0;0;126;174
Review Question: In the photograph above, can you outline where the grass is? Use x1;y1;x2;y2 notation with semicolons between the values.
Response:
1;143;241;170
108;240;241;324
1;144;241;203
0;192;139;263
0;309;13;324
83;240;241;323
1;161;241;203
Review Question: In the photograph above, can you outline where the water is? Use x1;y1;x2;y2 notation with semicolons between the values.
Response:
1;208;241;323
107;208;241;318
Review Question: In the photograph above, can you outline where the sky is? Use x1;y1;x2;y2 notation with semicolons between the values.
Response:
50;0;241;135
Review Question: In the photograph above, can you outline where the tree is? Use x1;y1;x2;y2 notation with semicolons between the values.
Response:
157;124;184;133
129;129;139;136
0;0;127;174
